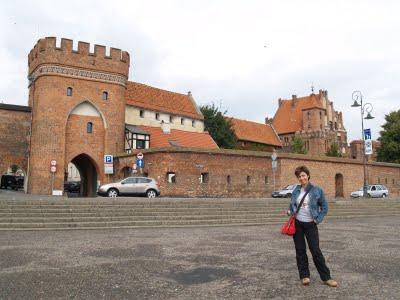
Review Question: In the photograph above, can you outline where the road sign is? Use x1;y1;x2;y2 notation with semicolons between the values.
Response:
50;166;56;173
136;159;144;168
137;152;144;160
104;164;114;174
364;128;372;140
365;140;373;155
104;155;113;164
50;160;57;166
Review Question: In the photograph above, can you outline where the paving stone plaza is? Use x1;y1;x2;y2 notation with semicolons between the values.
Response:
1;193;399;299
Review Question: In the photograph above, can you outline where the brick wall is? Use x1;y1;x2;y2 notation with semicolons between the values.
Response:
116;149;400;199
0;106;31;175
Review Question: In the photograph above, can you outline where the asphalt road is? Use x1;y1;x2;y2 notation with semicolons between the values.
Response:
1;215;399;299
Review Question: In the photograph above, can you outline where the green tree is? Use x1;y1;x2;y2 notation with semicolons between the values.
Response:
290;135;307;154
326;142;342;157
200;104;237;148
377;110;400;163
10;164;19;174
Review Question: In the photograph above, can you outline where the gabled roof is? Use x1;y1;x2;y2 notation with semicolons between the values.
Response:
227;117;282;147
125;82;203;120
136;125;218;149
272;94;324;134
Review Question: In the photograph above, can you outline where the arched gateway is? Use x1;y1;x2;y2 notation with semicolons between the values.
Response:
69;154;98;197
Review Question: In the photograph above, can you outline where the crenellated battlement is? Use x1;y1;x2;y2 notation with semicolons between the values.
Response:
28;37;130;78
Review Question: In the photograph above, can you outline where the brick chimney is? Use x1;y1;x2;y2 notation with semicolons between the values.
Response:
291;94;297;107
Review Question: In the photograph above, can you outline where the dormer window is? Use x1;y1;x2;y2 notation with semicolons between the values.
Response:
102;91;108;100
192;120;195;127
155;113;160;120
140;110;144;118
67;87;73;96
169;115;173;123
181;118;184;125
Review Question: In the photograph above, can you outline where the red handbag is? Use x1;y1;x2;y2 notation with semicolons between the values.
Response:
281;187;312;236
281;216;296;235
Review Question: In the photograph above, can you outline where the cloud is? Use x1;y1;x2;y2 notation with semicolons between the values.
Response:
0;0;399;143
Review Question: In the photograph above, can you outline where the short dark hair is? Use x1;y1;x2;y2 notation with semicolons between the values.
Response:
295;165;311;179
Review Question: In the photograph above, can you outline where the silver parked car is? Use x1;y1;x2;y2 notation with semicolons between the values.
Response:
97;177;160;198
272;184;297;198
350;184;389;198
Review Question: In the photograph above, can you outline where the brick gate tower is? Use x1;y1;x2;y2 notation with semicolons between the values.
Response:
27;37;130;196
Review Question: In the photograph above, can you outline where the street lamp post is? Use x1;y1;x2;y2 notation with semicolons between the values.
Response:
351;91;374;198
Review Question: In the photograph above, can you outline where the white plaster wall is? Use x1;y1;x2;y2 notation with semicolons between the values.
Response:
125;106;204;132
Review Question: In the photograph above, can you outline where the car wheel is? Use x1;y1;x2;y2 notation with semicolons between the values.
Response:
146;189;157;198
367;193;371;198
107;188;118;198
382;194;386;198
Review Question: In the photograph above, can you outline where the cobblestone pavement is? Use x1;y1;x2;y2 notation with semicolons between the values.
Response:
1;215;399;299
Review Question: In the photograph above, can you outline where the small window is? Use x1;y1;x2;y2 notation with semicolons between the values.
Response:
385;178;388;184
140;110;144;118
155;113;160;120
137;178;151;183
265;176;269;184
247;176;251;185
123;177;138;184
167;172;176;183
169;115;173;123
307;111;311;120
136;140;145;149
67;87;73;96
102;91;108;100
87;122;93;133
181;118;184;125
227;175;231;185
393;179;395;184
192;120;195;127
201;173;209;184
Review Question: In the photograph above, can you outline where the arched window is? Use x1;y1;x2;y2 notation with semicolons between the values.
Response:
247;176;251;185
87;122;93;133
227;175;231;184
67;87;73;96
102;91;108;100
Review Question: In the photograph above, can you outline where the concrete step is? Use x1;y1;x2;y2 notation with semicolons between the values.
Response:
1;209;399;223
1;206;400;218
1;213;400;230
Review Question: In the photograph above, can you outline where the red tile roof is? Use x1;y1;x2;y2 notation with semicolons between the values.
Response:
137;125;219;149
125;82;203;120
272;94;325;134
227;117;282;147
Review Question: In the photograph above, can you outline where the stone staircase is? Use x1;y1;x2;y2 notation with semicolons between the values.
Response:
0;198;400;230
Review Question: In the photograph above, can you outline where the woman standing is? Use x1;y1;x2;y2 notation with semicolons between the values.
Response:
288;165;338;287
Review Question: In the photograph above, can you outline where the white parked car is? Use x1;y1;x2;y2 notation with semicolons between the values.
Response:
350;185;389;198
271;184;297;198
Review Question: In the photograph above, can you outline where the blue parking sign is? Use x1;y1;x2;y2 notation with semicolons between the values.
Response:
104;155;113;164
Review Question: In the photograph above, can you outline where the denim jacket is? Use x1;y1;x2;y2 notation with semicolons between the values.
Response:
288;183;328;224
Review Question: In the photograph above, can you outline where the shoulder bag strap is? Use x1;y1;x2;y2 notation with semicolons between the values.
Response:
294;187;313;215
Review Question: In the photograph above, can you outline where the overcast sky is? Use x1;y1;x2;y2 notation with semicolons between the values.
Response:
1;0;399;142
